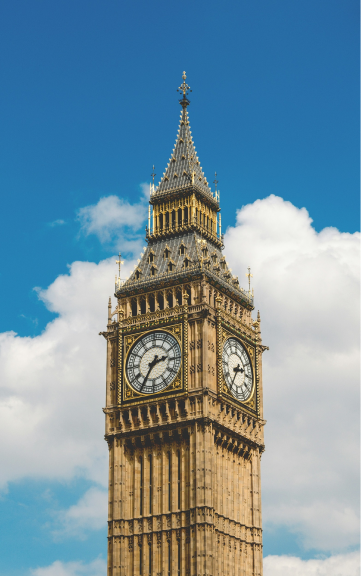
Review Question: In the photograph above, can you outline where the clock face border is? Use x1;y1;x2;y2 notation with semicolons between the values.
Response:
119;318;187;406
217;324;258;414
222;337;254;402
125;330;182;395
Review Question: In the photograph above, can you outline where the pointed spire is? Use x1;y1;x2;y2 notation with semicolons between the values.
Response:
154;72;213;198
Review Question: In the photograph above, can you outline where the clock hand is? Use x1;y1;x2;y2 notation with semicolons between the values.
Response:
139;354;168;391
231;363;244;385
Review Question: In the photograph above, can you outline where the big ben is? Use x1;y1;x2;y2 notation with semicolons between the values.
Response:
102;73;266;576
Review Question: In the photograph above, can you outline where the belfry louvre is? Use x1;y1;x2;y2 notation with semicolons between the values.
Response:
102;73;266;576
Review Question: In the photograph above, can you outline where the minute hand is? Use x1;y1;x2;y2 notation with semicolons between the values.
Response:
139;355;167;391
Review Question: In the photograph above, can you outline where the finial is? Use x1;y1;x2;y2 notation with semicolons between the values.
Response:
177;71;192;107
213;172;219;202
150;165;156;195
116;252;124;277
115;253;124;290
108;297;112;322
246;267;253;293
213;172;218;191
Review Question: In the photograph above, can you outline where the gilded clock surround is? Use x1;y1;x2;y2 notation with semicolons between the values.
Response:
102;74;267;576
119;312;188;406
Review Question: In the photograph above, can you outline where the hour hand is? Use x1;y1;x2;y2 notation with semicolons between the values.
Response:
231;363;244;385
139;355;167;392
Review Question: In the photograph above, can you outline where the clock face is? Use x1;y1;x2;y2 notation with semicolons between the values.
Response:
126;331;182;395
222;338;254;401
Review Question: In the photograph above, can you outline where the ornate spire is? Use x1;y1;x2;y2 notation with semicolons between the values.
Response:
154;72;212;198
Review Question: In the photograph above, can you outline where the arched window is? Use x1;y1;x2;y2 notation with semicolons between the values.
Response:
149;295;155;313
177;539;181;576
139;456;143;516
184;207;188;225
159;213;163;231
168;451;171;512
176;290;182;306
167;291;173;307
177;208;182;227
140;298;146;314
148;543;152;576
149;454;153;514
177;450;181;509
165;212;169;229
171;210;176;228
131;298;137;316
157;293;164;310
168;540;171;576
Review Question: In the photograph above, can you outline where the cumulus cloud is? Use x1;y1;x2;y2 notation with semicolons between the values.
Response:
0;194;358;558
263;551;360;576
225;195;360;551
76;187;148;251
31;558;106;576
0;256;135;489
52;487;107;540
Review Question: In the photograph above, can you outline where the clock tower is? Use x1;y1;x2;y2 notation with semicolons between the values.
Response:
102;73;266;576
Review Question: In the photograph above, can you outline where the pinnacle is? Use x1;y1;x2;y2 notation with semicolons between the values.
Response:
154;104;212;198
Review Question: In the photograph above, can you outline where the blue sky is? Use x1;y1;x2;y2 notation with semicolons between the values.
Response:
0;1;359;575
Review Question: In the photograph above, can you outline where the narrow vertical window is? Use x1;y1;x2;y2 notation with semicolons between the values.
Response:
177;540;181;575
139;540;143;575
140;456;143;516
177;450;181;510
168;451;171;512
148;543;152;576
149;454;153;514
168;540;171;576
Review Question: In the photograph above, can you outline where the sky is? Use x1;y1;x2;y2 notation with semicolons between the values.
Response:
0;1;359;575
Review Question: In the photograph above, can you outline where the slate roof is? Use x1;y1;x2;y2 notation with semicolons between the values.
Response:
154;105;213;199
117;231;253;308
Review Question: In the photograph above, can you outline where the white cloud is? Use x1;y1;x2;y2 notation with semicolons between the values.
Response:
0;256;136;489
31;558;106;576
225;195;360;551
52;487;107;540
264;551;360;576
0;194;358;557
48;219;66;227
76;190;148;250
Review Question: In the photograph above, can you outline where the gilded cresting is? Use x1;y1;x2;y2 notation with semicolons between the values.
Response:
102;72;267;576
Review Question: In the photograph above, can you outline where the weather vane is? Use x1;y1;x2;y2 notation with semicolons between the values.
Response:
177;71;192;106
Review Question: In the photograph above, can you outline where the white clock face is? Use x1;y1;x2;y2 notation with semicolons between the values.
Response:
126;331;181;394
222;338;254;401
